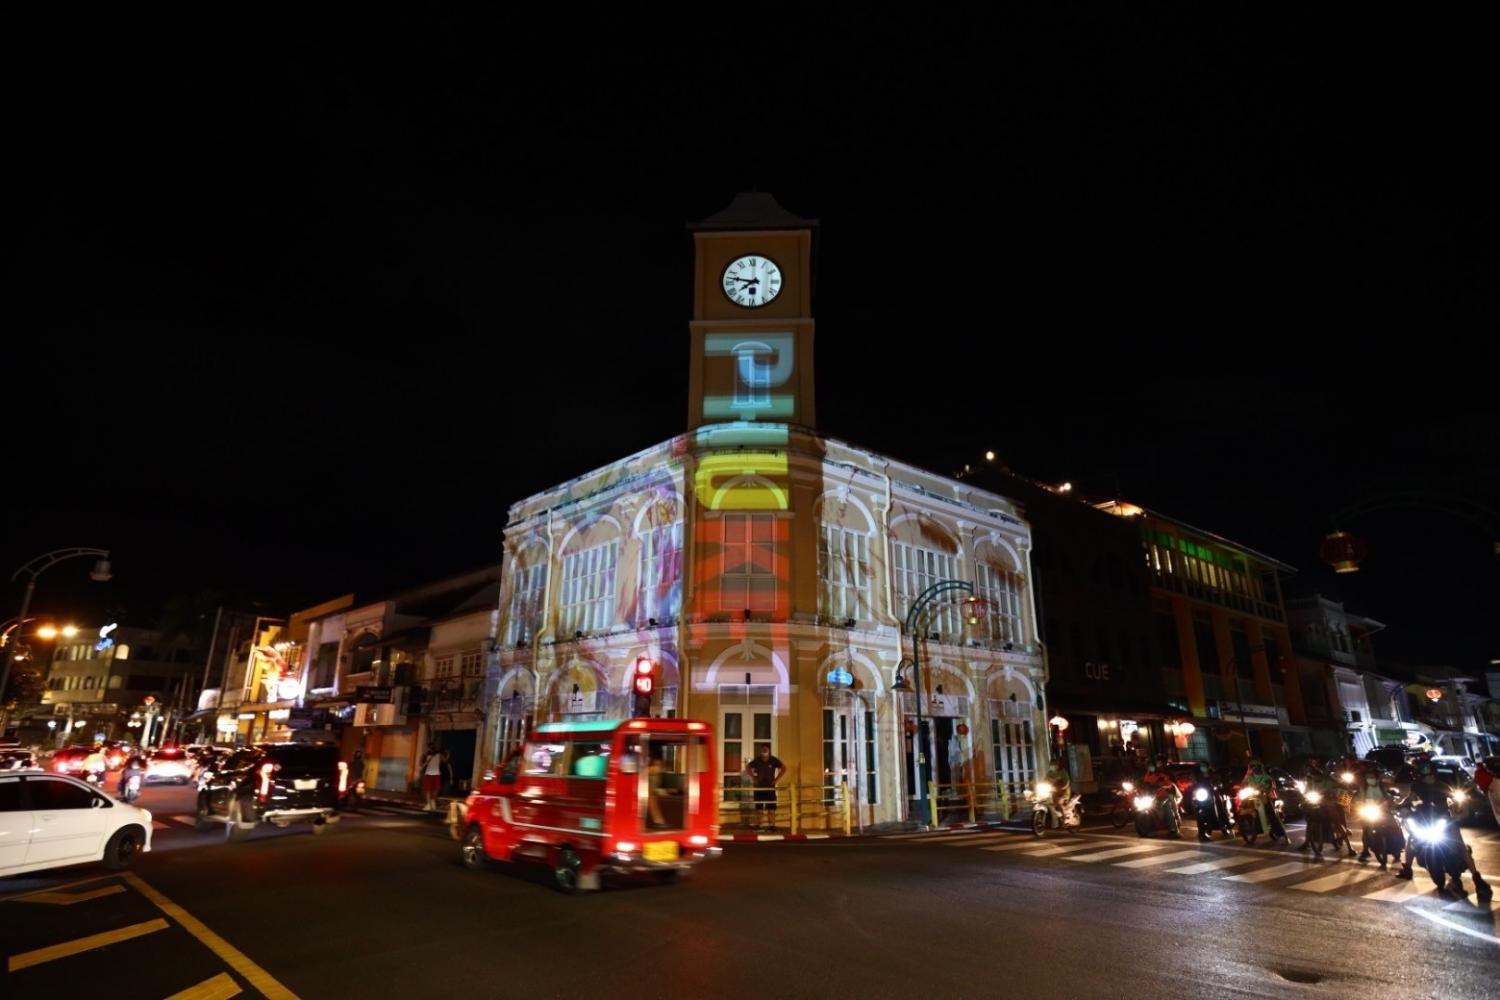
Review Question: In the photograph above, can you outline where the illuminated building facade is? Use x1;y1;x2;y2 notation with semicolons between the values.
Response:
1097;501;1308;765
486;195;1046;828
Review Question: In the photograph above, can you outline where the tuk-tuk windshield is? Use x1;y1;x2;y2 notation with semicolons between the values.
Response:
523;740;612;779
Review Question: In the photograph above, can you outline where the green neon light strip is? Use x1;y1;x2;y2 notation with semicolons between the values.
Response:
534;720;625;734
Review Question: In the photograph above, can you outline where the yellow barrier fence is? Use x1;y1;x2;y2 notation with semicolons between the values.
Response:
717;781;855;835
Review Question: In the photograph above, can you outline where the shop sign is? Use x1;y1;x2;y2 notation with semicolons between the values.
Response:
356;686;393;704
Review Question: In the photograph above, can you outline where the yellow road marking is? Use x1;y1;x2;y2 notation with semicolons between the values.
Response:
1;873;118;902
165;972;243;1000
122;873;299;1000
8;918;169;972
15;885;127;906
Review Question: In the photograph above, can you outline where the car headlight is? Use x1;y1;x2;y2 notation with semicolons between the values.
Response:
1034;782;1053;797
1194;788;1209;802
1305;791;1322;805
1133;795;1155;810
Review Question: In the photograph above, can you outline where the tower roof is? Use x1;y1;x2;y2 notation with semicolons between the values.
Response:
691;191;817;231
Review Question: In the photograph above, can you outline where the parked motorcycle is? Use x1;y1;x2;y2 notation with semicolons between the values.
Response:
1029;781;1082;837
1133;786;1182;838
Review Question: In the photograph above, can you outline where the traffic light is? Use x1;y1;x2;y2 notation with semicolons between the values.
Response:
632;656;654;717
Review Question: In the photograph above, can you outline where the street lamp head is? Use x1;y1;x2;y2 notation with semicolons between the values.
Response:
88;559;112;583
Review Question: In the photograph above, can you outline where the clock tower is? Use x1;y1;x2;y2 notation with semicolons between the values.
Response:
687;192;817;431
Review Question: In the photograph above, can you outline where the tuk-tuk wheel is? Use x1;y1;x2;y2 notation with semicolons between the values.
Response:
554;848;583;893
461;826;489;871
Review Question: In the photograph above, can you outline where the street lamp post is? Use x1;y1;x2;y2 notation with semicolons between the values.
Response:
0;548;111;736
891;579;977;826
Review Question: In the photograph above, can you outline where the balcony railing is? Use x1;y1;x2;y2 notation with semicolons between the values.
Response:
424;677;483;714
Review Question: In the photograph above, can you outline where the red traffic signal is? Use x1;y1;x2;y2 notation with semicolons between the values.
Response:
633;657;654;696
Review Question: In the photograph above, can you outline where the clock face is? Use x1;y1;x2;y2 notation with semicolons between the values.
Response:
721;255;783;308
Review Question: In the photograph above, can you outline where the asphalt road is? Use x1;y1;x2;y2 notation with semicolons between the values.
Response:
3;783;1498;1000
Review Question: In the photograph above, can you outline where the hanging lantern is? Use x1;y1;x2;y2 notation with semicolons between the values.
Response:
904;719;917;734
1176;722;1195;736
956;723;969;736
1320;530;1367;574
1425;688;1443;703
1049;715;1069;732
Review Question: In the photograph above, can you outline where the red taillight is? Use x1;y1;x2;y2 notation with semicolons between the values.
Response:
338;761;348;794
259;762;276;800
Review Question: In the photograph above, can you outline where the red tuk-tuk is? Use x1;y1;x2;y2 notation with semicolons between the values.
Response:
460;718;720;892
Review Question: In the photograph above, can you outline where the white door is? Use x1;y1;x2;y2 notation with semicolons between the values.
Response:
0;776;31;870
24;777;108;865
720;684;776;801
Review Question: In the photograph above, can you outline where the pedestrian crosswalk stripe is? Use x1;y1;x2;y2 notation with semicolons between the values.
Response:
1164;856;1262;875
1442;897;1495;914
940;833;1014;847
1064;843;1169;863
1025;840;1121;857
1292;866;1386;893
1225;861;1314;883
981;838;1074;853
1115;849;1206;869
1361;879;1429;902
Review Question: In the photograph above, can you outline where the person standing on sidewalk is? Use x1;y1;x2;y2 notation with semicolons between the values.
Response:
421;746;444;811
745;744;785;832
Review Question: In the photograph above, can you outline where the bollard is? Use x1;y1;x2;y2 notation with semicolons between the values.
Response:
927;780;938;827
841;780;852;835
966;770;977;824
789;786;799;835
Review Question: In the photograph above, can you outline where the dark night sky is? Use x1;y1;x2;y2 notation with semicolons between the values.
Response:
9;11;1495;669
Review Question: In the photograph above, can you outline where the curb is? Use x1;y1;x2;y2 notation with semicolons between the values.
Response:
718;820;1023;843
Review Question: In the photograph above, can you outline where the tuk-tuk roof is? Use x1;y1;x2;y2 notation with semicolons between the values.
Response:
534;720;624;735
531;719;711;736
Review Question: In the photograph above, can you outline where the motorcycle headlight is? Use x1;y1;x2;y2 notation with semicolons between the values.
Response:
1295;780;1307;793
1450;790;1468;804
1194;788;1209;802
1305;791;1322;805
1034;782;1053;797
1358;804;1381;822
1133;795;1155;811
1340;772;1354;784
1416;824;1446;845
1121;782;1134;793
1237;788;1257;800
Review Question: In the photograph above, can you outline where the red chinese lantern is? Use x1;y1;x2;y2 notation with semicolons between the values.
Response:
1320;530;1367;574
956;723;969;736
1425;688;1443;703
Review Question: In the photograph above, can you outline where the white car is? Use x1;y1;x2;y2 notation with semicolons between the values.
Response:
1;772;153;878
1429;755;1478;778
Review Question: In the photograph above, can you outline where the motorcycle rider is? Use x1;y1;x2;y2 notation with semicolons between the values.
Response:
1397;759;1493;897
1042;759;1073;822
1241;759;1288;843
1298;762;1353;855
1190;761;1227;841
1354;768;1396;865
1142;757;1181;835
118;754;147;802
